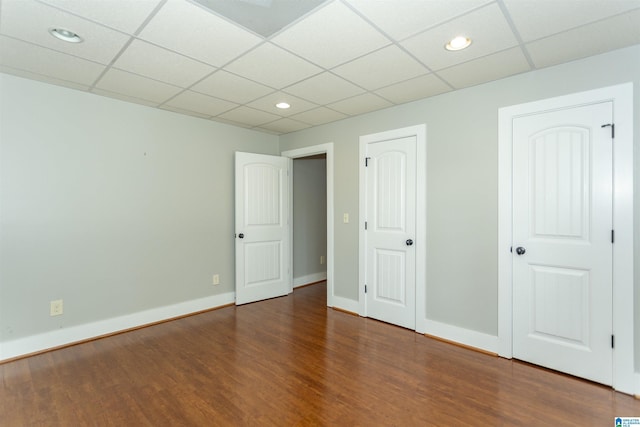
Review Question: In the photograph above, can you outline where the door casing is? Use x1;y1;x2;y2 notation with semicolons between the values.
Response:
511;102;613;385
281;143;334;307
358;124;427;333
497;83;634;394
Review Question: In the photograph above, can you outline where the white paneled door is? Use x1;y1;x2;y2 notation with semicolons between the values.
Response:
235;152;290;305
512;102;613;385
364;136;417;329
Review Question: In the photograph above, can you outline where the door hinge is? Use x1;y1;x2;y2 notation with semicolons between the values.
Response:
510;246;513;253
365;221;368;230
365;157;371;167
611;334;615;349
364;285;367;293
611;229;615;243
601;123;615;138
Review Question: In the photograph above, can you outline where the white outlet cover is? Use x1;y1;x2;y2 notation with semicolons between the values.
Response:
50;299;63;316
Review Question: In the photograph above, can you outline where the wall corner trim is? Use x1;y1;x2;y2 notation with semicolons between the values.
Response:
331;295;359;314
293;272;328;288
423;319;499;355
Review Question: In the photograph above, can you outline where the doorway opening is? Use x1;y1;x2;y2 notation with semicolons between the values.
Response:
281;143;335;307
292;154;327;289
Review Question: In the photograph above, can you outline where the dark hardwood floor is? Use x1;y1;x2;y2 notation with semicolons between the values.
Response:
1;282;638;426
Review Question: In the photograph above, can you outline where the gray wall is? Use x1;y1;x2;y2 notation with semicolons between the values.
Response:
1;44;638;372
292;157;327;282
0;74;279;341
279;45;640;369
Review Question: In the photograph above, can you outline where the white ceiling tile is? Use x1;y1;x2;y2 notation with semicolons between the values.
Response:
164;90;238;116
271;1;390;69
327;92;392;116
374;74;452;104
503;0;640;42
332;45;427;90
218;106;282;126
289;107;348;125
191;71;274;104
247;92;317;117
256;118;312;134
347;0;492;41
113;40;215;87
0;35;104;85
401;3;519;71
225;42;322;89
91;88;160;107
138;0;262;67
38;0;162;34
1;0;638;129
526;9;640;68
283;72;365;104
0;65;90;91
0;0;131;64
436;47;530;89
95;68;182;103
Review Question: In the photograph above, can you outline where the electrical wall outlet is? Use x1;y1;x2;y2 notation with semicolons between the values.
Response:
213;274;220;285
50;299;63;316
343;213;349;223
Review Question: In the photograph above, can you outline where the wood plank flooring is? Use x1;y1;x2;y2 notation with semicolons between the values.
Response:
1;282;638;426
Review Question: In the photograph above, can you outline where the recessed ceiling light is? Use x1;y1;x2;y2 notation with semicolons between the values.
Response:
49;28;83;43
275;102;291;109
445;36;471;51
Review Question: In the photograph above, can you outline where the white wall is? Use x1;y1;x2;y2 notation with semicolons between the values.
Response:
0;74;279;351
292;157;327;285
279;45;640;371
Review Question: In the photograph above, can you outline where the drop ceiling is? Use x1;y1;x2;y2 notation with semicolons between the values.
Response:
1;0;639;134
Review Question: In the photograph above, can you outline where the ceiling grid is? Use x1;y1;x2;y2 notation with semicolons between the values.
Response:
0;0;638;134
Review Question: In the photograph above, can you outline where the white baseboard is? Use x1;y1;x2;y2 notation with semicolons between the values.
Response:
0;292;235;362
293;272;327;288
423;319;499;355
331;295;359;314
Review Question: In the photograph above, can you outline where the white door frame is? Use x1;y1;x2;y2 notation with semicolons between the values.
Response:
281;143;335;307
497;83;634;394
358;124;427;333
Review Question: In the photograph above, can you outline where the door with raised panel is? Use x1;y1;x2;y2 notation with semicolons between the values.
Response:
512;102;613;385
235;152;290;305
364;136;416;329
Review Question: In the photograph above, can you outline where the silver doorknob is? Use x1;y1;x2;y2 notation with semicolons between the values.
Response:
515;246;526;255
406;239;414;246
